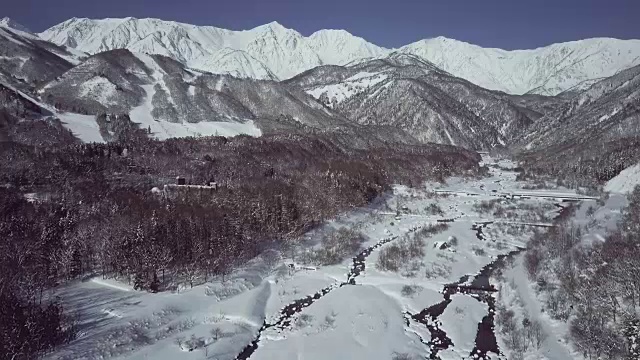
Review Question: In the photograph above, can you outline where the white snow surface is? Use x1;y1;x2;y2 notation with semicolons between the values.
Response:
39;18;388;81
57;112;106;143
39;17;640;94
307;72;388;107
492;176;630;359
439;295;488;359
255;285;424;360
605;162;640;194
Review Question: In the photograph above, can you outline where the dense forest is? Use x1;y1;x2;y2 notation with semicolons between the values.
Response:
0;115;481;359
523;188;640;359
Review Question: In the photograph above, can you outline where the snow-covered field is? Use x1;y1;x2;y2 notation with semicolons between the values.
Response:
46;155;596;360
605;162;640;194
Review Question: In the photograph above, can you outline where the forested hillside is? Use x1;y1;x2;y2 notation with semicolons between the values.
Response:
0;126;480;359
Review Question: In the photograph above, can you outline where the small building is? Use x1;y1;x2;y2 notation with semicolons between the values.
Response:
176;176;186;185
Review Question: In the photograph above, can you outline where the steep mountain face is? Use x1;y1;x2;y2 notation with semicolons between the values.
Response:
307;29;387;65
520;64;640;150
39;18;389;81
40;17;640;95
0;22;83;92
400;37;640;96
286;53;544;150
191;48;277;80
516;64;640;182
39;49;150;114
0;82;49;119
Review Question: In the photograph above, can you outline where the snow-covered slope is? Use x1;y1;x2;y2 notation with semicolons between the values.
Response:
40;17;640;95
519;64;640;151
191;48;277;80
38;49;352;141
39;18;389;81
605;163;640;194
307;29;388;65
286;53;543;149
0;20;83;90
516;64;640;183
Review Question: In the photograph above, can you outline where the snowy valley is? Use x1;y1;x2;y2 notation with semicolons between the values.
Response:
37;156;604;360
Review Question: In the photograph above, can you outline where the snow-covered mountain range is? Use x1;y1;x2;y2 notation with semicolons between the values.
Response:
39;18;387;83
39;17;640;95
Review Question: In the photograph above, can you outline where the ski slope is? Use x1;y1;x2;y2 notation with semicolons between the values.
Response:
605;162;640;194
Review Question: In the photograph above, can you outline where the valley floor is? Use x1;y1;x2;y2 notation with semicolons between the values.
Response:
46;155;599;360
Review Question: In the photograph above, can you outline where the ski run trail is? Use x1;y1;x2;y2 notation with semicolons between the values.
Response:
45;155;607;360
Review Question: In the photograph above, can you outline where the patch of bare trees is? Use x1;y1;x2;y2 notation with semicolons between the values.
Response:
522;186;640;359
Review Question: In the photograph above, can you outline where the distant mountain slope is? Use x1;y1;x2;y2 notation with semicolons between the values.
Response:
400;37;640;96
40;49;346;123
0;24;420;145
0;21;84;91
519;64;640;151
286;53;544;150
39;18;388;81
36;49;365;141
516;64;640;183
0;82;49;119
40;17;640;95
191;48;277;80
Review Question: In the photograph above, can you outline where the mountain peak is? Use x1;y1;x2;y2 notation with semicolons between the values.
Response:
252;21;289;33
0;17;32;33
310;28;351;37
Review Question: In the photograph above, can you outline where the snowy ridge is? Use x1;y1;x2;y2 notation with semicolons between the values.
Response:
39;17;640;94
518;63;640;151
399;36;640;95
191;48;277;80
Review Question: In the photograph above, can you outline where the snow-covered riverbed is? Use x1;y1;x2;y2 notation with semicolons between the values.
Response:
46;155;595;360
